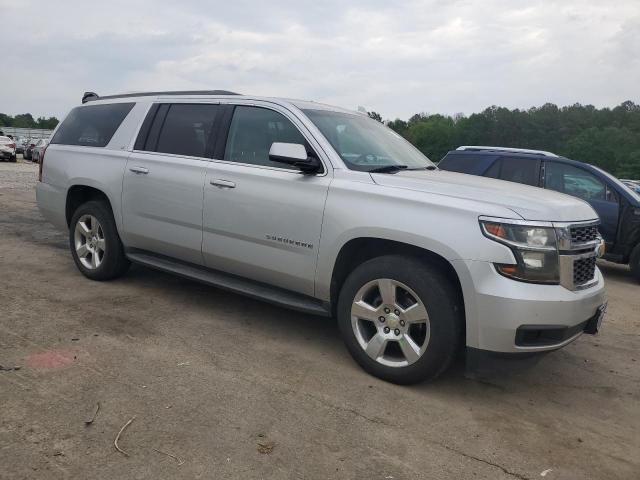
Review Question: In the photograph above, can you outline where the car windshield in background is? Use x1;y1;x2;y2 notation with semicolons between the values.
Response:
303;109;435;172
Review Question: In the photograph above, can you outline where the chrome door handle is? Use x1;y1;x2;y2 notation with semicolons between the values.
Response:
210;179;236;189
129;166;149;175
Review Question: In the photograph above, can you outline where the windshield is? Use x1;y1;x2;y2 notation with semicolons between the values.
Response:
303;109;435;172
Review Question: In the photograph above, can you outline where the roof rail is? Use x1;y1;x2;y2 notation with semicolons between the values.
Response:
82;90;241;104
456;145;559;158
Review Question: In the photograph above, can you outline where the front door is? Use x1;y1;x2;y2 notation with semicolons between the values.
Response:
122;103;219;265
202;104;331;296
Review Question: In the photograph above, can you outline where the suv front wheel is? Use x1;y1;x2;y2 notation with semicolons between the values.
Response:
337;255;462;384
69;200;130;280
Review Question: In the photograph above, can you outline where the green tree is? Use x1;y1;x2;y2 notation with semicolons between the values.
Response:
12;113;36;128
375;100;640;178
367;111;383;123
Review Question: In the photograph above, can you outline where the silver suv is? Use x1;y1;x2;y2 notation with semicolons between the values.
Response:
36;91;607;384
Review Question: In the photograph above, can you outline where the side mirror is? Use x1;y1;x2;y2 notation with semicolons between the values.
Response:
269;142;321;174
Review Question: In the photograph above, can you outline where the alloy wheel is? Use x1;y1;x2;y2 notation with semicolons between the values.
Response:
351;278;430;367
74;214;105;270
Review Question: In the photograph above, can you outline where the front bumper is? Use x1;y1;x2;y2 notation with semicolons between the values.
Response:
453;259;607;353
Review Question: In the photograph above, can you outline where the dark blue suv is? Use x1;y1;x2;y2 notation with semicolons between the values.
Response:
439;146;640;282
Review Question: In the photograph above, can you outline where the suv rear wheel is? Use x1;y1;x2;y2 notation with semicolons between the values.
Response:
630;243;640;283
69;200;130;280
337;255;462;384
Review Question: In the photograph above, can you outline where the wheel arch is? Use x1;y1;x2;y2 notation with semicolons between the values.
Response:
65;184;115;227
328;237;465;320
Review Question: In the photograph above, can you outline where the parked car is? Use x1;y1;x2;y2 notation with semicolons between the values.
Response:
31;139;49;163
36;92;607;384
15;137;28;154
439;146;640;282
0;135;17;161
23;139;37;160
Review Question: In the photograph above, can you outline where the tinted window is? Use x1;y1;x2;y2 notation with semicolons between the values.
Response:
224;106;307;168
51;103;134;147
499;157;540;186
484;159;501;178
545;162;609;202
152;104;218;158
439;154;477;173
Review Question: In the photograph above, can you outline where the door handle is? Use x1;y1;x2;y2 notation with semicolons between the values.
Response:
129;166;149;175
210;179;236;189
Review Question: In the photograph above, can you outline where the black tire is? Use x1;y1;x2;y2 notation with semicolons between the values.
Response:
11;155;17;162
337;255;463;384
69;200;130;281
630;243;640;283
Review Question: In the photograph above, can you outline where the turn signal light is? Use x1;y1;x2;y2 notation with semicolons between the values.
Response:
484;222;507;238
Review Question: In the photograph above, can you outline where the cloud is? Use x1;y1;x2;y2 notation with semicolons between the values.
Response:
1;0;638;120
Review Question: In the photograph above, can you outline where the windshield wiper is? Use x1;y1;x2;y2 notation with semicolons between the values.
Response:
368;165;408;174
406;165;437;171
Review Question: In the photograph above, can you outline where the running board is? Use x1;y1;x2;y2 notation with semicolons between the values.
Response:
126;251;331;317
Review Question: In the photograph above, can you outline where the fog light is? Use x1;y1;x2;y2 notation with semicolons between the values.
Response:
522;251;545;269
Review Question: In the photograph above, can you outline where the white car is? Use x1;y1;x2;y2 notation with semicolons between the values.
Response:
0;136;17;162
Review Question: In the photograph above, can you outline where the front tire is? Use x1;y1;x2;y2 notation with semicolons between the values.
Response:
337;255;463;384
69;200;130;281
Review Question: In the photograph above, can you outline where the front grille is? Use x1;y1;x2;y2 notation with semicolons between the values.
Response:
574;256;597;285
570;224;598;244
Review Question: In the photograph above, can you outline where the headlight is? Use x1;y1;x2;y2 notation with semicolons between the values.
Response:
480;219;559;284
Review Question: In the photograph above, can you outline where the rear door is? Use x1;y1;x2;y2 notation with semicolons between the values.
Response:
122;102;219;265
202;103;331;296
543;161;619;244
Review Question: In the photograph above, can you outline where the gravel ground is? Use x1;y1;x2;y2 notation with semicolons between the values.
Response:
1;157;639;480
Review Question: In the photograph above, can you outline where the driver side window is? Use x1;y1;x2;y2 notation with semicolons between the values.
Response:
544;162;610;202
224;106;308;169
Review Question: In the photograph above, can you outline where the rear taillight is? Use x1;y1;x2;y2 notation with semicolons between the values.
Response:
7;143;15;149
38;145;48;182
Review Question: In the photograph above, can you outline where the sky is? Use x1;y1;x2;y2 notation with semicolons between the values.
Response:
1;0;639;120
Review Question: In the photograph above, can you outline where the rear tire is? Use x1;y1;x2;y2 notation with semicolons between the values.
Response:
337;255;463;384
630;244;640;283
69;200;130;281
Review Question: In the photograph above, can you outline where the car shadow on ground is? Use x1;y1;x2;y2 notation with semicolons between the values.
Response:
117;263;572;393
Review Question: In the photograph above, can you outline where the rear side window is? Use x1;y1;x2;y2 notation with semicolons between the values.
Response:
489;157;541;186
51;103;134;147
137;104;218;158
439;153;478;173
500;157;540;186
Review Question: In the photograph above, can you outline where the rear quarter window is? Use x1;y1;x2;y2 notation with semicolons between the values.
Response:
440;153;498;175
439;153;478;173
51;103;135;147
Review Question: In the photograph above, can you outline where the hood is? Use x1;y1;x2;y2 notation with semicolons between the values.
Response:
371;170;598;222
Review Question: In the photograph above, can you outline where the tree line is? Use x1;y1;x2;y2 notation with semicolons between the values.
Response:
370;100;640;179
0;113;59;130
